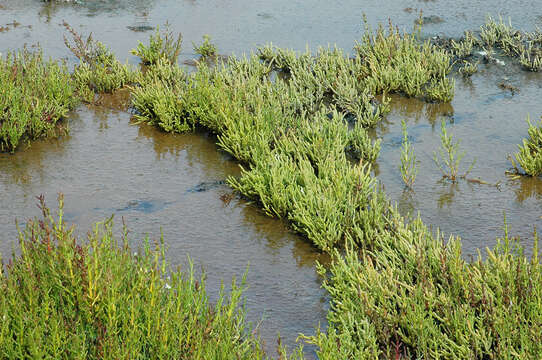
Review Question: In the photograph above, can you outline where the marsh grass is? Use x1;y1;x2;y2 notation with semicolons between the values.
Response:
0;195;268;359
354;20;454;102
128;20;454;253
450;31;476;58
64;24;138;101
131;24;182;65
130;60;193;132
477;17;542;71
193;35;218;59
399;120;417;188
434;121;475;182
435;18;542;72
44;18;542;358
459;60;478;77
513;115;542;176
0;48;77;152
303;210;542;359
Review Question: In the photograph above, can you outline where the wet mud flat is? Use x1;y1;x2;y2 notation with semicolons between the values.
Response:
1;0;542;357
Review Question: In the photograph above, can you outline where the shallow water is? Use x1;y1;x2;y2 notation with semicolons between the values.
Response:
1;0;542;357
0;100;329;357
378;64;542;257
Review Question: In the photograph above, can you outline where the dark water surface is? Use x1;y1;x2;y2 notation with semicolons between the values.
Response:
1;0;542;356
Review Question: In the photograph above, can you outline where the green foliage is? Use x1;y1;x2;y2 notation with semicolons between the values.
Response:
450;31;477;58
127;21;456;252
0;195;267;359
193;34;218;59
354;21;454;102
303;211;542;359
131;24;182;65
0;49;77;152
131;59;193;132
478;17;542;72
433;121;475;182
459;60;478;77
399;120;417;188
348;121;381;163
514;115;542;176
258;44;393;126
64;24;138;99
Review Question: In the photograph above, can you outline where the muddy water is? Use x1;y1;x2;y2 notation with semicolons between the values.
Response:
1;0;542;357
377;63;542;258
0;97;329;356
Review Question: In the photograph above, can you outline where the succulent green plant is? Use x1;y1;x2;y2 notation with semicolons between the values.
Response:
513;115;542;176
399;120;418;188
433;121;475;182
131;24;182;65
0;195;268;359
0;48;77;152
193;34;218;59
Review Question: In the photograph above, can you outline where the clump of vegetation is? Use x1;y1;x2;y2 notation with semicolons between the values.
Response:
0;195;267;359
513;116;542;176
479;17;542;71
303;211;542;359
193;34;218;59
0;48;77;152
355;20;455;102
64;23;138;101
131;59;193;132
435;18;542;73
459;60;478;77
348;121;381;163
131;24;182;65
399;120;417;188
433;121;475;182
450;31;477;58
129;20;453;252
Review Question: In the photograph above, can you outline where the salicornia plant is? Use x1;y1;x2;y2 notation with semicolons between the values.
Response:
433;121;475;181
193;34;218;59
0;48;77;152
0;195;267;359
399;120;417;188
131;23;182;65
513;115;542;176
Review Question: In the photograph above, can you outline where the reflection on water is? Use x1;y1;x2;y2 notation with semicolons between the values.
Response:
436;181;460;209
383;94;455;128
398;188;418;217
510;176;542;203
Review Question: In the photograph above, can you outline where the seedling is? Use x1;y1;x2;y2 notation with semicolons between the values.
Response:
433;121;475;181
399;120;418;188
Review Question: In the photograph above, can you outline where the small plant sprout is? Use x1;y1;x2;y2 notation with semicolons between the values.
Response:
513;115;542;176
433;121;475;182
399;120;417;188
459;60;478;77
193;34;217;59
